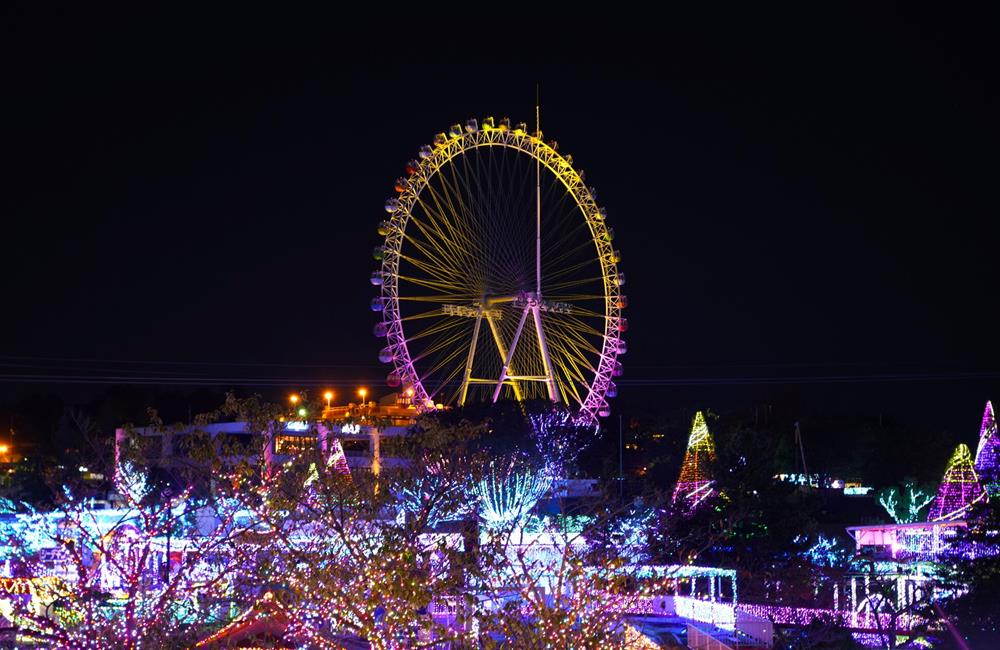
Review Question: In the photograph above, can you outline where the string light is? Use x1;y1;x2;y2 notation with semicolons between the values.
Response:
927;443;987;522
974;400;1000;497
474;459;550;529
672;411;716;510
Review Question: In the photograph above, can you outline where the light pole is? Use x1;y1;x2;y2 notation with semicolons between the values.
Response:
162;488;172;584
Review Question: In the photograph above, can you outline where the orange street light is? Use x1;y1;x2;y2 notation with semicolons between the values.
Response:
289;393;300;405
0;445;8;454
358;388;367;402
324;391;334;408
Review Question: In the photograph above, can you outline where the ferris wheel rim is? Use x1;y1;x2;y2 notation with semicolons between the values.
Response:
375;124;624;424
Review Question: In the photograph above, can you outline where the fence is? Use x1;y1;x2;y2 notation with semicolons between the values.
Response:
687;624;735;650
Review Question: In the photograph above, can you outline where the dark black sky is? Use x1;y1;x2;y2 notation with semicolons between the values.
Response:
1;6;998;436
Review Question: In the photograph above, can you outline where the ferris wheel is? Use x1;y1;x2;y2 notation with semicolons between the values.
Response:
370;115;626;424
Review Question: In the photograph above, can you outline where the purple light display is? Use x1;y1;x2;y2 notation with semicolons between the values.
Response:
974;400;1000;497
928;443;987;522
735;604;924;633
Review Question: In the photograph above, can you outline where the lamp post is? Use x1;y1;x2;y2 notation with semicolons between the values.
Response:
324;390;334;410
162;488;172;584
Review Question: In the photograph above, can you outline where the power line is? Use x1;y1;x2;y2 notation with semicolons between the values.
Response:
0;370;995;388
619;371;1000;386
0;355;379;369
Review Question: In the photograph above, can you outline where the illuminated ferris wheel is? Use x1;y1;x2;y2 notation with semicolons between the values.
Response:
370;115;626;423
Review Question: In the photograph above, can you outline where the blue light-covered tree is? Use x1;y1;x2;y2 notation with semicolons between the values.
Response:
475;458;551;529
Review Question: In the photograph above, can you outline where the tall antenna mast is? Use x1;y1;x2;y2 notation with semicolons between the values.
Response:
794;421;809;479
535;83;542;296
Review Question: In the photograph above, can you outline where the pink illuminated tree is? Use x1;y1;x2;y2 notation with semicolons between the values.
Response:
974;400;1000;498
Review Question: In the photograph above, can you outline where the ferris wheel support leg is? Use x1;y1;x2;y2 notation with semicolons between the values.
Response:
492;306;531;403
485;313;523;402
531;304;560;403
458;311;484;407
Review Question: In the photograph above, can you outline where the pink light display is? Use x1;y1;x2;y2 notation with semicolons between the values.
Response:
735;604;924;633
672;411;715;510
928;443;987;522
974;400;1000;497
328;438;352;477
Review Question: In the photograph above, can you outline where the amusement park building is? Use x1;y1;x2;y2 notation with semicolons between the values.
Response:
115;392;419;476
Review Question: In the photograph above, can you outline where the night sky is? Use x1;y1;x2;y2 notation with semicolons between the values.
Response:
2;7;998;441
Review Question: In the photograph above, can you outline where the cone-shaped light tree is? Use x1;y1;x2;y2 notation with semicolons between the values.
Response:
928;443;988;522
671;411;716;511
974;400;1000;498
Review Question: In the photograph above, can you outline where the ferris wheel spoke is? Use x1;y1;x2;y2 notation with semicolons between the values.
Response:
561;316;606;340
544;294;606;306
417;186;474;252
546;319;601;358
543;272;605;288
543;283;605;301
541;235;602;274
419;348;471;400
403;222;472;278
417;191;484;281
400;307;456;322
399;251;467;287
548;328;601;363
466;154;532;286
548;342;589;400
410;325;474;367
543;258;603;284
398;295;475;303
397;275;470;295
405;321;468;347
407;212;473;268
554;354;588;397
555;356;595;400
553;306;606;322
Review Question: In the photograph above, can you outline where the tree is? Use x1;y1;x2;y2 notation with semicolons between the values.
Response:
221;414;485;650
848;555;938;649
876;479;936;524
472;483;667;649
1;461;256;649
939;500;1000;647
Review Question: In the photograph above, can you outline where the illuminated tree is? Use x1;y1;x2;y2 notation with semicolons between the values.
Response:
232;417;484;650
849;556;938;649
940;500;1000;647
974;400;1000;498
928;443;987;522
473;508;666;649
527;407;597;475
474;458;550;530
671;411;716;510
1;462;258;649
877;479;936;524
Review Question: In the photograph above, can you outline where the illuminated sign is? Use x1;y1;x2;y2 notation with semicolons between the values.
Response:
844;486;873;496
340;423;361;435
285;421;309;432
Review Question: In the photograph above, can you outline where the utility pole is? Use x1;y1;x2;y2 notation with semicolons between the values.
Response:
535;84;542;297
618;414;624;500
794;421;809;480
